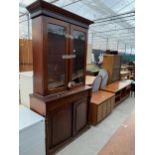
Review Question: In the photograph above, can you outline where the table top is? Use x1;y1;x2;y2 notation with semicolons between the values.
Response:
85;75;96;85
91;91;115;104
103;80;132;93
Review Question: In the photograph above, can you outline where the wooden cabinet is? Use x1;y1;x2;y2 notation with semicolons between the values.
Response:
102;54;121;84
26;1;93;154
30;86;91;154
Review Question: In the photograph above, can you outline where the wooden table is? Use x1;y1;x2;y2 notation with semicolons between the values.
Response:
98;112;135;155
85;75;96;86
90;91;115;125
103;80;131;107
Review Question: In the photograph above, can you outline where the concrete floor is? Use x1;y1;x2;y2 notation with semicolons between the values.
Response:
56;96;135;155
98;111;135;155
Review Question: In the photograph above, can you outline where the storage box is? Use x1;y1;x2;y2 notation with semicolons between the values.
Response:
90;91;115;125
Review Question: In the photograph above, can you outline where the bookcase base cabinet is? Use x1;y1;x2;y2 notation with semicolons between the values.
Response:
30;86;91;155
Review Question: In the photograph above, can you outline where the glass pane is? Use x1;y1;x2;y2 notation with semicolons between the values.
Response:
72;30;85;84
47;23;66;89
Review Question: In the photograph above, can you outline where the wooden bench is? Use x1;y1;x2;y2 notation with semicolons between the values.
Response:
90;91;115;125
103;80;131;107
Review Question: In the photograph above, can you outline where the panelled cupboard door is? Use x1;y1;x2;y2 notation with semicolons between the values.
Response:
44;17;70;93
69;25;87;87
73;98;88;134
47;104;72;148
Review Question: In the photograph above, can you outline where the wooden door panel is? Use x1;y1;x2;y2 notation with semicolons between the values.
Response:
50;104;72;146
74;98;88;132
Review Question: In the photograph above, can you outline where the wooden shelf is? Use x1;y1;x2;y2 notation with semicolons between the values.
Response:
103;80;131;107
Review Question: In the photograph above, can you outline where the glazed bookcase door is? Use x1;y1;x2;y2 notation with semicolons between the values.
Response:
69;25;87;87
45;17;70;93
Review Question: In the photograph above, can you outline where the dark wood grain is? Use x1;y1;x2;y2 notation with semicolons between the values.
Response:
30;86;92;154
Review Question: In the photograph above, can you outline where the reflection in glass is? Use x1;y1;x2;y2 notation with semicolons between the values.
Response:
47;24;66;90
72;30;85;84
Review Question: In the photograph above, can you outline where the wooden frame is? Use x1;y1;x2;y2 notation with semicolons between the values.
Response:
26;1;93;154
69;25;88;88
44;16;70;94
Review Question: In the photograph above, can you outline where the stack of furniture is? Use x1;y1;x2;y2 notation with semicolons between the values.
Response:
102;54;121;84
127;63;135;80
26;1;93;154
120;64;130;80
120;70;130;80
121;64;128;71
103;80;131;107
19;105;45;155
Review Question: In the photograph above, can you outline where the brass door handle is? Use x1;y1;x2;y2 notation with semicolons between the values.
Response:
62;54;76;59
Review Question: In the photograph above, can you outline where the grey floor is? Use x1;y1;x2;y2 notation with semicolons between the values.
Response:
56;96;135;155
